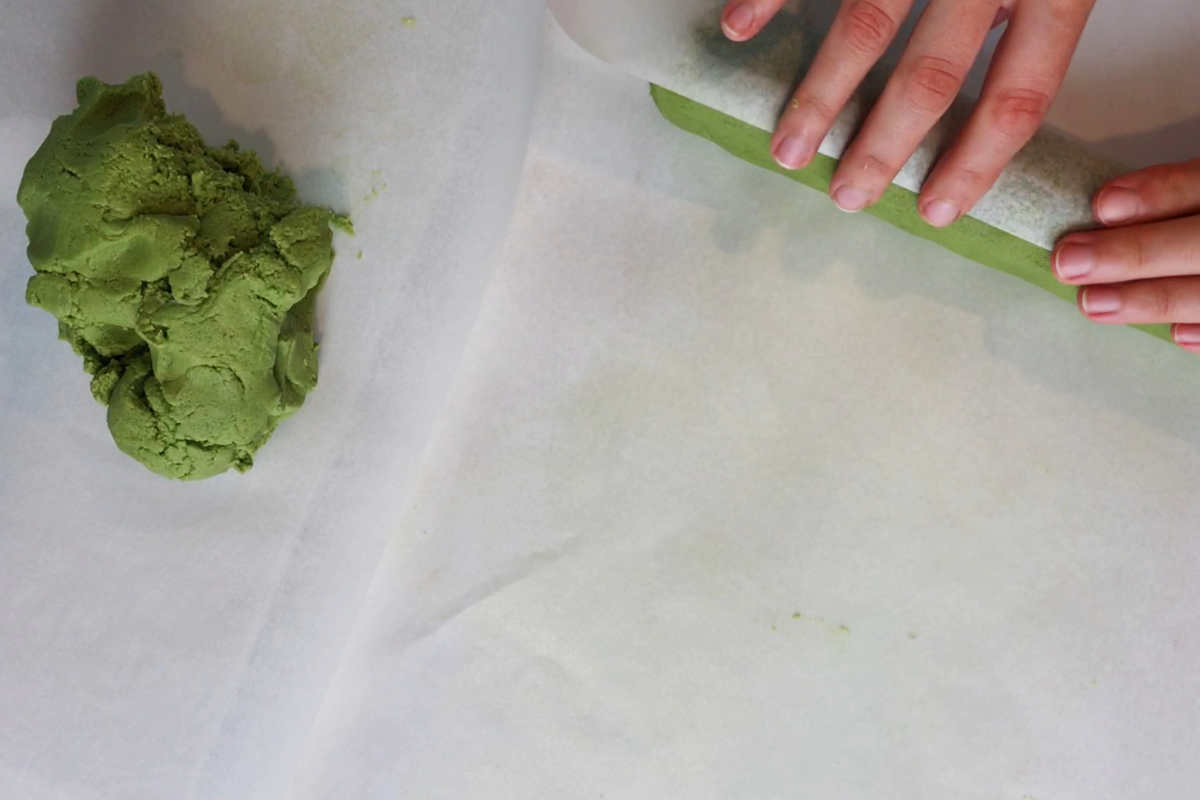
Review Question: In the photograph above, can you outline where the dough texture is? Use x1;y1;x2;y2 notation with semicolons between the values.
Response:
19;73;345;479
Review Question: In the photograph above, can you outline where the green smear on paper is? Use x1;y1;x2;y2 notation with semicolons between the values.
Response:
19;73;348;480
650;84;1170;344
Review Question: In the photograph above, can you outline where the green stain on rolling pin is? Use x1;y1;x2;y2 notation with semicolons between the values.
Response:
649;84;1171;344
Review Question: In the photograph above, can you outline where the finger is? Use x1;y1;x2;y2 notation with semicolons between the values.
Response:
721;0;789;42
991;2;1015;29
829;0;1000;212
1052;215;1200;285
1093;159;1200;226
1077;277;1200;325
771;0;913;170
918;0;1093;226
1171;324;1200;354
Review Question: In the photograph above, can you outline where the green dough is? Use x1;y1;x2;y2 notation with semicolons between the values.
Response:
19;73;348;480
650;84;1171;344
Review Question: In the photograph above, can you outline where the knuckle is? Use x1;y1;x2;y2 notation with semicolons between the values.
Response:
1106;232;1150;276
1045;0;1085;26
837;152;897;194
1144;282;1175;320
860;154;897;181
952;164;992;192
927;158;994;206
788;91;837;123
904;56;965;113
989;88;1052;140
841;0;899;56
1162;164;1200;206
1128;234;1149;274
1134;174;1167;208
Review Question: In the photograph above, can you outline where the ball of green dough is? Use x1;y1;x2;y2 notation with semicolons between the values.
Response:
18;73;346;480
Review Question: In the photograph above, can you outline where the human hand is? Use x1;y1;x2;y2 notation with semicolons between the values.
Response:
720;0;1095;226
1053;160;1200;353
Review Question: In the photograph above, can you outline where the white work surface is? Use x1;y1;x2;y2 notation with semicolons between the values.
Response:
2;2;1199;799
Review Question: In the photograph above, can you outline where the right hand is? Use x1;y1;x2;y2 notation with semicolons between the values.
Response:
721;0;1095;227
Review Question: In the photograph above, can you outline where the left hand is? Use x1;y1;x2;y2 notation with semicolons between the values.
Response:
1053;159;1200;353
721;0;1096;226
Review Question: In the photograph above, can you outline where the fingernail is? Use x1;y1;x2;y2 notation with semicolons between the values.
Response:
1096;187;1141;225
1055;242;1097;280
773;135;813;169
921;199;959;227
833;185;869;212
1173;324;1200;345
722;3;756;37
1081;286;1121;314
